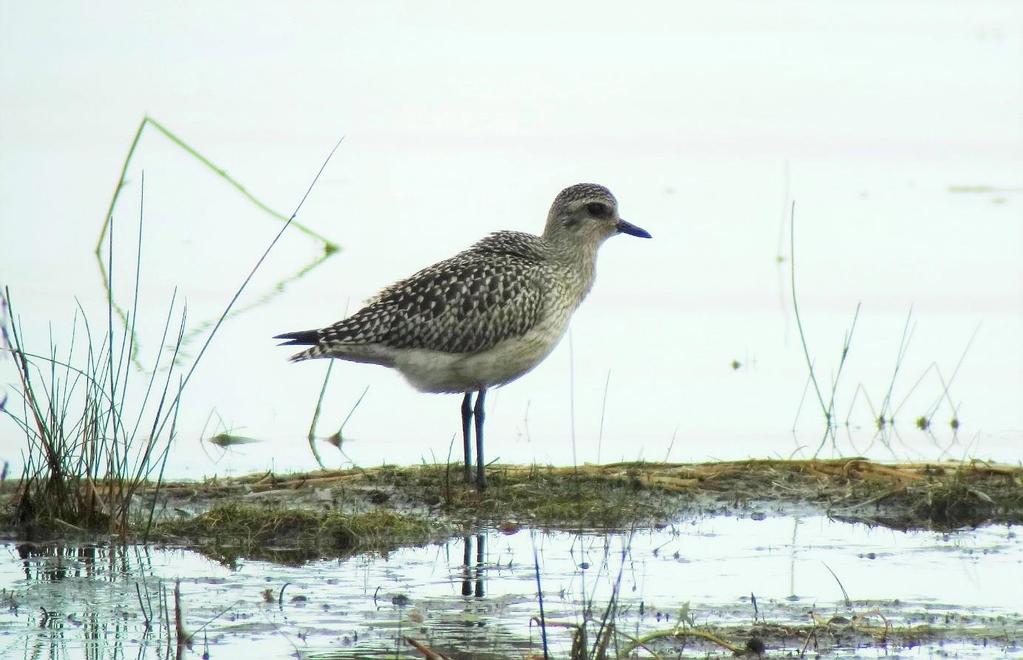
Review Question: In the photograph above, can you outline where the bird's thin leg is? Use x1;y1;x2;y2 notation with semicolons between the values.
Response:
461;391;473;484
474;388;487;489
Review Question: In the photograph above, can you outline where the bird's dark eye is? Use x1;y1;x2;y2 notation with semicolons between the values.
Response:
586;202;609;217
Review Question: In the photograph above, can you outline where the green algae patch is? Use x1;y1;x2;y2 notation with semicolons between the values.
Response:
152;502;440;563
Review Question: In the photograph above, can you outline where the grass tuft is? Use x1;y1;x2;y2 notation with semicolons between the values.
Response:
2;136;343;535
2;177;187;534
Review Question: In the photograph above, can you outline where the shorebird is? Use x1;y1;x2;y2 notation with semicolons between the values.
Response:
275;183;651;489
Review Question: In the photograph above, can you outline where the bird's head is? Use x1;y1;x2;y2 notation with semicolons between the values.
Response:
543;183;651;250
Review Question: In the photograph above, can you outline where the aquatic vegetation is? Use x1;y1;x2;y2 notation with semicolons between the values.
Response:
1;140;344;535
96;116;340;368
1;224;188;534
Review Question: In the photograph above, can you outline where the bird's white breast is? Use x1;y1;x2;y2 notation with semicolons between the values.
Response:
392;302;573;393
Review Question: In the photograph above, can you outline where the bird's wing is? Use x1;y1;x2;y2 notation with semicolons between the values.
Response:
319;249;548;355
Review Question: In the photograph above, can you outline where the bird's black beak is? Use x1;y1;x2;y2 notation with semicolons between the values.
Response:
615;218;652;239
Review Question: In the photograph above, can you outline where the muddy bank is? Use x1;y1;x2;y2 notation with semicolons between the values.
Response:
3;459;1020;562
150;458;1023;561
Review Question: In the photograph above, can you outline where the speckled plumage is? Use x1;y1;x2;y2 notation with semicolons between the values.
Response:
309;231;549;356
276;183;650;487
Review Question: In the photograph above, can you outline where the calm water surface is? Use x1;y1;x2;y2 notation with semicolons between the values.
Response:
1;515;1020;658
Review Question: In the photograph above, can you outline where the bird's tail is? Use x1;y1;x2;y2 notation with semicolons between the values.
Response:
274;329;325;362
275;329;393;366
274;329;319;346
